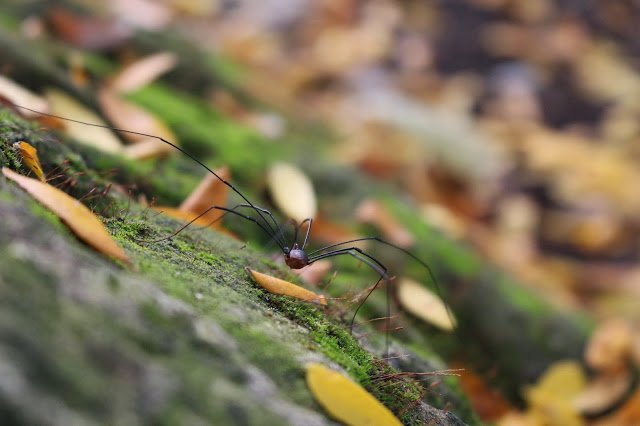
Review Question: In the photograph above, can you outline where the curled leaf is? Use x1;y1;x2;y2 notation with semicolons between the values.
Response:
397;278;456;331
246;268;327;305
305;363;402;426
13;141;45;182
267;162;317;223
2;167;129;264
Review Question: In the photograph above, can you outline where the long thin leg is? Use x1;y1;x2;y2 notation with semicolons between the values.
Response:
299;218;313;249
308;247;392;356
140;204;284;250
201;203;287;249
9;102;277;243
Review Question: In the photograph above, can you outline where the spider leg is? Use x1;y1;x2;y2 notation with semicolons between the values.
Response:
299;218;313;249
308;247;392;355
200;203;287;250
138;204;284;250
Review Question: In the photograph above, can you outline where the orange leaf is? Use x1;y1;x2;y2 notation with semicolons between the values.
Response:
13;141;45;182
179;167;230;228
246;268;327;305
305;363;402;426
2;167;130;264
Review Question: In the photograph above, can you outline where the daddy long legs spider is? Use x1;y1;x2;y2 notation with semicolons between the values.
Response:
6;102;454;356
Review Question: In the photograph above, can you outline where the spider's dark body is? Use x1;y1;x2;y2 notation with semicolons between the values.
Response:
284;243;309;269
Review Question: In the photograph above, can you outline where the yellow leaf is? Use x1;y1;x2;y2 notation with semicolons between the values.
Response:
397;278;456;331
305;363;402;426
246;268;326;305
46;89;123;154
2;167;130;264
524;360;586;426
267;162;317;223
13;141;45;182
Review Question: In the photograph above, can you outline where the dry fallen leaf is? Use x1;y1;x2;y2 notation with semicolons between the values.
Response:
524;360;586;426
573;370;634;417
152;206;240;240
355;199;415;248
305;362;402;426
246;268;327;305
98;88;178;159
109;51;178;94
267;162;317;223
13;141;45;182
46;89;123;154
397;277;456;331
2;167;129;264
0;75;49;116
592;389;640;426
585;318;633;374
179;167;230;228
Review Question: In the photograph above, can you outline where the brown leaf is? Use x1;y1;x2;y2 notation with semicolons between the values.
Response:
108;52;178;94
246;268;327;305
179;167;230;228
355;199;415;248
585;318;633;374
13;142;45;182
2;168;129;264
573;370;634;417
592;389;640;426
309;215;363;246
267;162;317;223
47;6;132;50
98;89;178;160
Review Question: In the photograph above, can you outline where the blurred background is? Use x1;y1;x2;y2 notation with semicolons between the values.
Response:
2;0;640;424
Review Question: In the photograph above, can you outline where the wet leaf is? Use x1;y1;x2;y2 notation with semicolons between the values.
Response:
109;52;178;94
397;278;456;331
355;199;415;248
267;162;317;223
46;89;123;154
524;360;586;426
13;142;45;182
2;168;129;264
0;75;49;117
179;167;230;228
246;268;327;305
305;362;402;426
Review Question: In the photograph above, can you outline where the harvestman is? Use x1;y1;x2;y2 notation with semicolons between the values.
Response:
7;102;451;351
